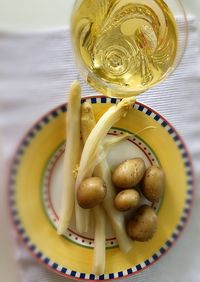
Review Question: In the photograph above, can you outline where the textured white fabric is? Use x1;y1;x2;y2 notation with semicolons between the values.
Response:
0;16;200;282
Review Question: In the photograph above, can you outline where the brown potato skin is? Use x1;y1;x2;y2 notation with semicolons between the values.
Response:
114;189;140;212
77;177;107;209
142;165;165;202
112;158;146;189
127;205;158;242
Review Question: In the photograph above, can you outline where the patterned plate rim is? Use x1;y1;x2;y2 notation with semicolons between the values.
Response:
7;96;195;281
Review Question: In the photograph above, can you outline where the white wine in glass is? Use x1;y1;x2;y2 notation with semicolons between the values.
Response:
71;0;187;98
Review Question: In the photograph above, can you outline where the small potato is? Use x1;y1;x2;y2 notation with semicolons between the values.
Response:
114;189;140;211
77;177;106;209
112;158;146;189
142;165;165;202
127;205;158;242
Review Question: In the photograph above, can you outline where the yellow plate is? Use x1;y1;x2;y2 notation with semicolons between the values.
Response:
8;96;194;281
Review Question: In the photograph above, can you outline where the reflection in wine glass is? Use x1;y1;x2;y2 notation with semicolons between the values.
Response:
71;0;188;98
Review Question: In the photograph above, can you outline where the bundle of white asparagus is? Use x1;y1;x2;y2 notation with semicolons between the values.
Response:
58;81;136;275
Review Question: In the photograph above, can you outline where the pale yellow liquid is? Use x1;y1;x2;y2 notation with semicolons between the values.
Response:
71;0;178;97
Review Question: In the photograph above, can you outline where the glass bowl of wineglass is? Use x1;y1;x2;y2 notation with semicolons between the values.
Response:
71;0;188;98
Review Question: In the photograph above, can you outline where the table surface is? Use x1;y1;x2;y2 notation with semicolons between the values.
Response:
0;1;199;282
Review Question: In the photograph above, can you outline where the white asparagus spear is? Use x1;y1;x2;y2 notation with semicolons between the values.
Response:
92;206;106;275
57;81;81;235
81;102;106;275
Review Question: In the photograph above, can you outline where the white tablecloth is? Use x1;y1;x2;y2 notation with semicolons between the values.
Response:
0;15;200;282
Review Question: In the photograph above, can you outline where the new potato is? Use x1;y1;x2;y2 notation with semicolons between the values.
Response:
112;158;146;189
114;189;140;211
142;165;165;202
77;177;107;209
127;205;158;242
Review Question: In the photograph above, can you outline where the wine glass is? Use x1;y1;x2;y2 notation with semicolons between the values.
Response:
71;0;188;98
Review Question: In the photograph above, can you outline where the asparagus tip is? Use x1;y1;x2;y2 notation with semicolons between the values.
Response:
57;227;64;236
82;101;93;113
70;80;81;95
